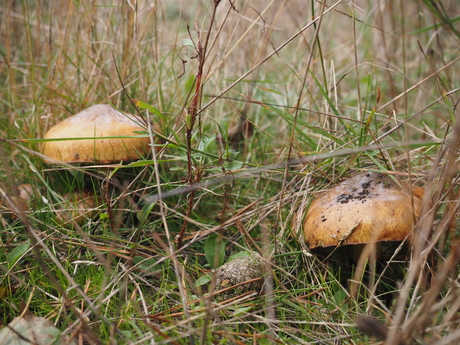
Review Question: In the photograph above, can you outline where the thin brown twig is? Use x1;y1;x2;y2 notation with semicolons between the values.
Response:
177;1;222;249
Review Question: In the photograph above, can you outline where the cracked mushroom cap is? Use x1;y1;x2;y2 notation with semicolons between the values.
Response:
214;253;266;300
303;172;423;249
42;104;151;164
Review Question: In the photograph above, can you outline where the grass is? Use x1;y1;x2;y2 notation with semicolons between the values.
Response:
1;0;460;344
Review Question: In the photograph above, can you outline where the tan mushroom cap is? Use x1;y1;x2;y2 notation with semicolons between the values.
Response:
42;104;151;164
303;172;423;249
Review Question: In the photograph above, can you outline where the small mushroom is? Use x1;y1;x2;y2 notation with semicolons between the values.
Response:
214;253;266;300
42;104;152;164
303;172;423;260
1;184;36;218
55;190;99;225
14;184;35;213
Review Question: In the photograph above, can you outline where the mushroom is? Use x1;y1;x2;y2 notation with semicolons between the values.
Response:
55;190;99;225
1;184;35;219
42;104;152;164
213;253;266;301
13;184;35;213
303;172;423;261
41;104;157;224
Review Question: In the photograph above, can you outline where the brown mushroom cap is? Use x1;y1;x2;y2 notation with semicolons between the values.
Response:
303;172;423;249
42;104;151;164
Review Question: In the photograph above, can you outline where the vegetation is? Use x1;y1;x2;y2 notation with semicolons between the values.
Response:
1;0;459;344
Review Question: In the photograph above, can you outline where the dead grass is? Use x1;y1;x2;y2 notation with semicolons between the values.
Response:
1;0;459;344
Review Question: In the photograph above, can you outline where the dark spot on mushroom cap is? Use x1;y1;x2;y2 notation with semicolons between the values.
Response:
338;193;354;204
358;189;369;196
361;181;372;189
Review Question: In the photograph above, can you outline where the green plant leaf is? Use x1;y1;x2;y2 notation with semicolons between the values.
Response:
7;242;29;269
182;38;195;47
227;250;251;262
232;306;254;316
133;256;160;272
223;160;243;171
205;234;226;269
205;160;244;173
333;289;348;304
194;274;211;287
137;202;156;226
197;134;217;152
133;100;165;120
